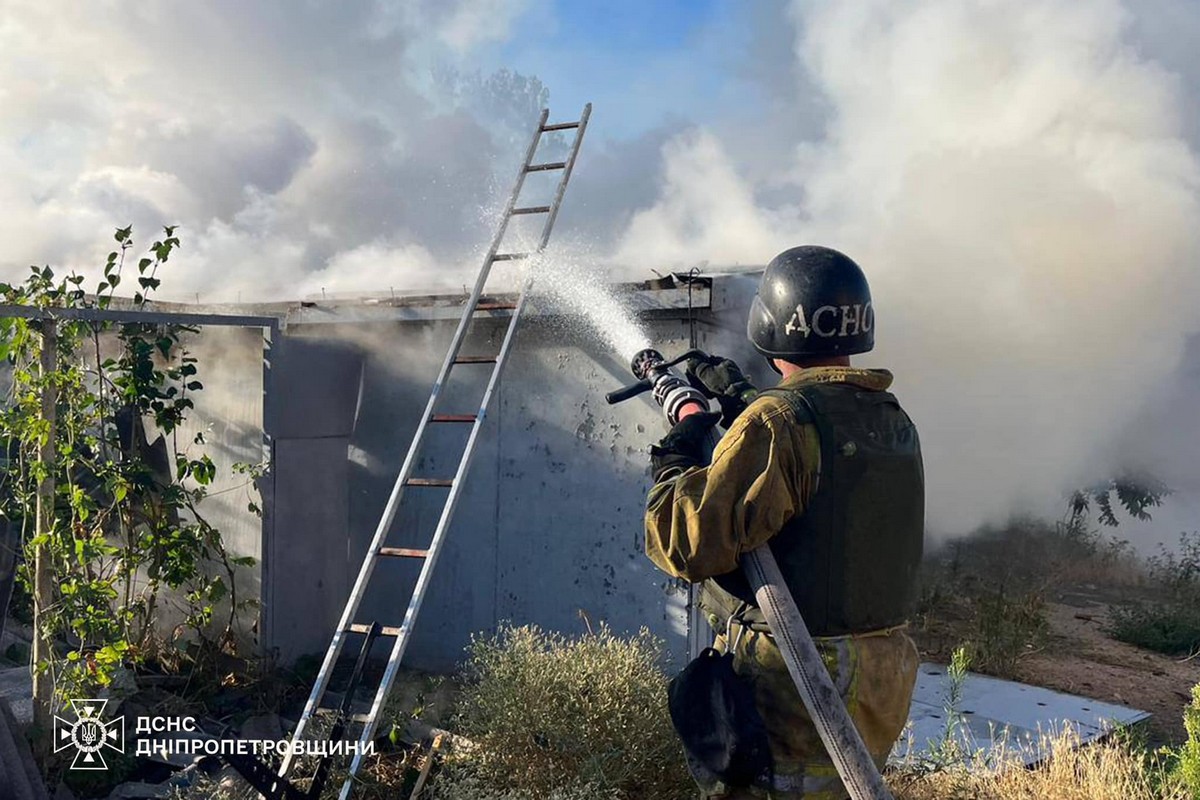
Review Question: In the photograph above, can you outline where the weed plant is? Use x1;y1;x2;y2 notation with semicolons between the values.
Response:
1173;683;1200;794
890;724;1191;800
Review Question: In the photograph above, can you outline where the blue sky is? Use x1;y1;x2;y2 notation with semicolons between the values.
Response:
485;0;765;137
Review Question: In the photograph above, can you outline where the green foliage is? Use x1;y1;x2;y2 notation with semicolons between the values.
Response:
1107;602;1200;657
914;518;1057;679
436;624;693;800
62;749;139;796
1177;684;1200;795
1146;532;1200;594
1108;533;1200;657
0;226;259;700
917;645;974;772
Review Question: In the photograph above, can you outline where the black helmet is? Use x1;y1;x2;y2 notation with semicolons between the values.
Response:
747;245;874;362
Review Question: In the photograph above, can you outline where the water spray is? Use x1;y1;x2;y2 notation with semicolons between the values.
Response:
604;347;710;424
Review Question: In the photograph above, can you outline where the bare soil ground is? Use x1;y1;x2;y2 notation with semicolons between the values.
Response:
1019;596;1199;745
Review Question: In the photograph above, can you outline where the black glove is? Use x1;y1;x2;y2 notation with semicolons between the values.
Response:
649;411;721;482
686;355;758;428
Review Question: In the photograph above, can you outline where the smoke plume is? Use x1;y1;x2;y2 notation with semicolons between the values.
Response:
608;0;1200;536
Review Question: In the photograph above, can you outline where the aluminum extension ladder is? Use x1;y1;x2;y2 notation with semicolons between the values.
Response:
279;104;591;798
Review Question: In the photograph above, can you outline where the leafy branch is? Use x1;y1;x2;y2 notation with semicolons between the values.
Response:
0;226;259;701
1067;474;1170;529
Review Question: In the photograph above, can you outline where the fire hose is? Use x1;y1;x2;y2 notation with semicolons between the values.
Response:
607;348;893;800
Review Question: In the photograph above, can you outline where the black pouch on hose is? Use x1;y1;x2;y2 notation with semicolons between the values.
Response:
667;647;773;788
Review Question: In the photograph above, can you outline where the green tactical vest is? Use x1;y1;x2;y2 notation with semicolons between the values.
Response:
703;381;925;637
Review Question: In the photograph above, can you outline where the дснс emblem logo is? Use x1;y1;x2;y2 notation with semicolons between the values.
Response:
53;698;125;770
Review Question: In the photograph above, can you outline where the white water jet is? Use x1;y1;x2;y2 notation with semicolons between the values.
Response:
525;246;650;362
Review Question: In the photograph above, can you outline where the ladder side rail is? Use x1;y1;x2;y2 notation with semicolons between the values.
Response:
338;282;538;798
347;108;593;748
280;108;550;777
537;102;592;250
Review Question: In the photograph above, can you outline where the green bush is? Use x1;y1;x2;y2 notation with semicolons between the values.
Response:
1108;532;1200;656
1147;533;1200;592
1107;601;1200;656
432;624;692;800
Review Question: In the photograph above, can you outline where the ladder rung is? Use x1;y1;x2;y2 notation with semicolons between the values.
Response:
347;623;403;636
492;253;531;261
541;121;580;132
512;205;551;215
405;478;454;487
431;414;477;423
454;356;497;364
316;692;345;710
476;302;517;311
314;708;373;725
378;547;429;559
526;161;566;172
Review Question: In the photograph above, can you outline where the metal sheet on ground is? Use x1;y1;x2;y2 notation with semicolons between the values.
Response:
891;662;1150;767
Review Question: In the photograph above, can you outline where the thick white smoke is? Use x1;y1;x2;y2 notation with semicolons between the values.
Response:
612;0;1200;535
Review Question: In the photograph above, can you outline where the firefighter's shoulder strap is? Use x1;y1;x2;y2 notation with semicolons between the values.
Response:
754;386;818;427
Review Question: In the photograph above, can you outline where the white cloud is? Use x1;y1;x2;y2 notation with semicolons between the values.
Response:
0;0;537;300
437;0;535;53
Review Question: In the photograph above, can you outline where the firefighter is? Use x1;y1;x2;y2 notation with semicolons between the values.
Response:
645;245;925;799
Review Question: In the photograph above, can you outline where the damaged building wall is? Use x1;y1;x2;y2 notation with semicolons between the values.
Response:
0;277;766;672
261;274;767;670
0;277;762;670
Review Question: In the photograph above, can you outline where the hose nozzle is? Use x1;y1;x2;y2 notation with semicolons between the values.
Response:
606;347;710;425
630;348;666;381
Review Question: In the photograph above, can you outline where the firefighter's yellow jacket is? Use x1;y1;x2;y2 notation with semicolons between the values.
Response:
645;366;919;799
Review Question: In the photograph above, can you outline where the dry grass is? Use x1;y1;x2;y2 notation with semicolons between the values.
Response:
164;714;424;800
890;726;1189;800
166;624;1200;800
